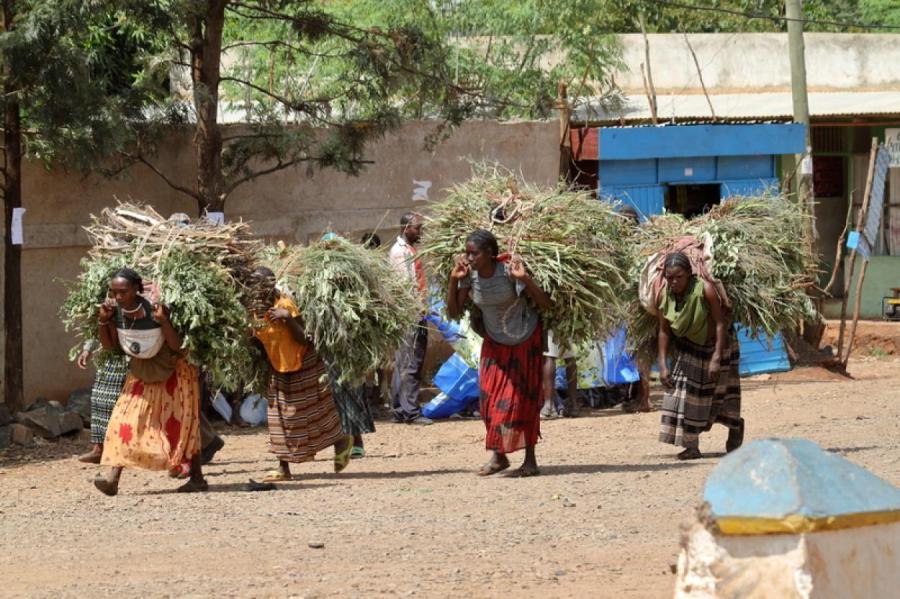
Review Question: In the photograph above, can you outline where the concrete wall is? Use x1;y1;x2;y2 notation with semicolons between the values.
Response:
19;120;558;403
842;256;900;319
614;33;900;93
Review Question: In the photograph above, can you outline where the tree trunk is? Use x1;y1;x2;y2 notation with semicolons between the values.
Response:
190;1;227;216
2;0;24;412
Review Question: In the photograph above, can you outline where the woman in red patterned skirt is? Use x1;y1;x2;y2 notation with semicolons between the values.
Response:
447;230;551;477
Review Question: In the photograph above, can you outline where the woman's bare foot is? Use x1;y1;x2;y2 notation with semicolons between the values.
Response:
77;444;103;464
93;467;122;496
505;445;539;477
505;463;540;477
477;452;510;476
176;478;209;493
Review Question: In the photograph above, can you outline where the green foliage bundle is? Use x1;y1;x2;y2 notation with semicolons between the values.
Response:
419;163;632;349
627;194;820;362
60;203;268;392
262;237;424;385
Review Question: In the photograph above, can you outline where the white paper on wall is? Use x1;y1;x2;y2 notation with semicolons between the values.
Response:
412;180;432;202
11;207;25;245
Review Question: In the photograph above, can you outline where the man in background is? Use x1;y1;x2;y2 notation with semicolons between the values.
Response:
388;212;432;425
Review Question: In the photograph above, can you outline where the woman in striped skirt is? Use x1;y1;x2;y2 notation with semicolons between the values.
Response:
251;268;352;482
327;366;375;458
76;340;129;463
657;252;743;460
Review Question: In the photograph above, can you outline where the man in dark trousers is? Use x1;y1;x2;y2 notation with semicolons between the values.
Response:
388;212;432;424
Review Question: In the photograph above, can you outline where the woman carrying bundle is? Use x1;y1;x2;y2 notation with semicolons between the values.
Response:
250;267;352;482
93;269;206;495
447;230;551;477
657;252;744;460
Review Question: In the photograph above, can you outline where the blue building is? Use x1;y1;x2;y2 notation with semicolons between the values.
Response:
592;123;805;219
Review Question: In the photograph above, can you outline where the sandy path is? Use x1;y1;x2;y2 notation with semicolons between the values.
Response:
1;357;898;598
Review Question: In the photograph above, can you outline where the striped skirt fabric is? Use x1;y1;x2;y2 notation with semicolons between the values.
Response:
90;354;130;444
327;365;376;437
659;328;742;449
267;348;344;463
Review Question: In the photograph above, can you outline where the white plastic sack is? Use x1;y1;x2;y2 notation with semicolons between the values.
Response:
240;393;268;426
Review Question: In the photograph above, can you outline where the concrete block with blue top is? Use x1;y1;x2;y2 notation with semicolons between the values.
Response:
675;438;900;598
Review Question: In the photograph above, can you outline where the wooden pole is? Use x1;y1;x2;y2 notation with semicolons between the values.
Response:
638;13;657;125
786;0;813;221
836;138;878;359
556;81;571;182
842;259;870;368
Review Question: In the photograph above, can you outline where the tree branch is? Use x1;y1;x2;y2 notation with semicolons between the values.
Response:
222;132;294;143
219;75;334;115
122;152;200;201
225;158;304;196
221;39;344;59
683;34;716;122
225;155;374;196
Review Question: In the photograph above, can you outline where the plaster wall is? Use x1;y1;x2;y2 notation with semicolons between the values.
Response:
18;120;557;403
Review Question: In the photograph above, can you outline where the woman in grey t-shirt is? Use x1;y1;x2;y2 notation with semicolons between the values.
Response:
446;229;551;477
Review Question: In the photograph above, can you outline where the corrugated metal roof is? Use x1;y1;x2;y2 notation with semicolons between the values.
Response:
575;91;900;124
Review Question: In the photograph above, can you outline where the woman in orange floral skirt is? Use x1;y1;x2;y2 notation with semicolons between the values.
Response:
93;268;205;496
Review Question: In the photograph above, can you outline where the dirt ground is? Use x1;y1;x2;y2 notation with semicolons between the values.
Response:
1;357;899;599
820;319;900;356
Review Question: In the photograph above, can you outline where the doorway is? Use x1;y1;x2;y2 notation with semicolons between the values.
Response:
665;183;721;218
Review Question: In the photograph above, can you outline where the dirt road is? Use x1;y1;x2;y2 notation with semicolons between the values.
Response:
1;357;898;599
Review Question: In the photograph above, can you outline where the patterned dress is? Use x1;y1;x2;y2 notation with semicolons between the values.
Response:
100;301;201;471
659;329;742;449
328;365;375;437
461;260;544;455
479;325;543;453
101;359;201;471
89;353;129;444
266;347;344;462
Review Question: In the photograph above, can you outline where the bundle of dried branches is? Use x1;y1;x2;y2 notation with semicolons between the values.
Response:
85;202;262;289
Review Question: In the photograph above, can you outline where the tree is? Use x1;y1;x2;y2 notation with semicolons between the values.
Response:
859;0;900;28
108;1;629;214
0;1;158;411
106;1;476;214
592;0;884;33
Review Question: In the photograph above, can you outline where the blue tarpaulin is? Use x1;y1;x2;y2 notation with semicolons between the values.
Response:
736;328;791;376
422;353;479;419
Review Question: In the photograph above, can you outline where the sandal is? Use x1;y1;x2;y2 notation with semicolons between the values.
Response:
350;446;366;459
677;448;702;461
261;470;292;483
333;436;353;473
539;405;557;419
246;479;277;492
477;458;510;476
